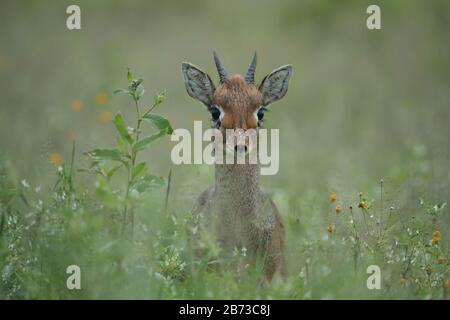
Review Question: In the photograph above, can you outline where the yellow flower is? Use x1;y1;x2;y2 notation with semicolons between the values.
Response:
335;204;342;214
95;93;108;106
327;224;335;234
71;99;83;112
99;111;112;123
358;201;366;209
444;279;450;289
50;152;62;166
330;193;337;202
432;230;441;245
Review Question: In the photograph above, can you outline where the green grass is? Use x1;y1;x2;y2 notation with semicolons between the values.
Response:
1;142;449;299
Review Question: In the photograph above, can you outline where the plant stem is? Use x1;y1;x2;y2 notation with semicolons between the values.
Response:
134;99;141;143
69;141;76;192
122;98;141;236
164;168;172;214
122;165;131;236
379;179;384;239
350;206;360;272
141;100;160;120
67;140;76;208
122;98;161;236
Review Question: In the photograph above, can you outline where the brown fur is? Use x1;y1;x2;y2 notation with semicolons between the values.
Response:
191;75;286;281
214;75;262;130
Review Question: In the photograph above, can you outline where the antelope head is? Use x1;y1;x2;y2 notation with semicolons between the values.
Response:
182;52;292;156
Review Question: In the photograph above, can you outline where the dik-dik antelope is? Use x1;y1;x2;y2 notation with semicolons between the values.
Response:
181;52;292;281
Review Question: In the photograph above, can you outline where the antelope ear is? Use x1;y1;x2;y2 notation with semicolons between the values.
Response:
259;65;292;106
182;62;215;107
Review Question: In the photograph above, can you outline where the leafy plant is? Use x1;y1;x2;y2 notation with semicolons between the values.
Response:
85;68;173;235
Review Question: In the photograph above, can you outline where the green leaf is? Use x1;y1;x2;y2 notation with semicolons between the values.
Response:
132;130;167;152
113;113;133;144
142;114;173;134
135;174;165;192
113;88;129;95
134;84;145;100
107;164;123;180
116;135;130;154
86;149;125;162
127;68;133;81
132;162;147;180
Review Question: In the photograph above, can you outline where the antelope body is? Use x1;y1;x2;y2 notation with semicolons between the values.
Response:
181;52;292;281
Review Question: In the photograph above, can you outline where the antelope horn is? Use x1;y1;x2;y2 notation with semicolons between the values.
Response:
213;51;229;83
245;51;257;84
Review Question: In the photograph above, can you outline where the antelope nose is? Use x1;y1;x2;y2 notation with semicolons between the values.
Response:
235;145;248;153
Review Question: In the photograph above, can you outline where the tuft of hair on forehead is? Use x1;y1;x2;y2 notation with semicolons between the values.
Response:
223;74;247;89
214;74;262;111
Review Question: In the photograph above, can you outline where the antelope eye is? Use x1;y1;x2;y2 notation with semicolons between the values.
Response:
210;106;221;121
257;108;265;121
256;107;267;122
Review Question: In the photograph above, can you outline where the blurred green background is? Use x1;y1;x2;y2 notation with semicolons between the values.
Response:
1;0;450;193
0;0;449;299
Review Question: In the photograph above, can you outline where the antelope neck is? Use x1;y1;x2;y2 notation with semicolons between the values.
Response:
214;163;260;217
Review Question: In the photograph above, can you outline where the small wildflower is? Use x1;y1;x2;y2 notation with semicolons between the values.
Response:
327;224;335;234
155;92;166;104
358;192;366;209
425;265;432;275
330;193;337;202
21;179;30;188
437;256;446;264
50;152;62;166
432;230;441;245
71;99;83;112
444;279;450;289
95;93;108;106
99;111;112;123
335;204;342;214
